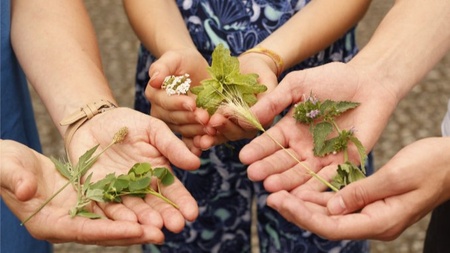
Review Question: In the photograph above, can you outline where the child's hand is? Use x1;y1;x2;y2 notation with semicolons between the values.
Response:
145;49;210;139
192;52;279;150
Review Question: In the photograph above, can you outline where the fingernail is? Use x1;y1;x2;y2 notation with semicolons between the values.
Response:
328;195;346;215
149;71;159;84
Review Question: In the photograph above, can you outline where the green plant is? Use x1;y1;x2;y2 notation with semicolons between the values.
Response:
21;127;176;225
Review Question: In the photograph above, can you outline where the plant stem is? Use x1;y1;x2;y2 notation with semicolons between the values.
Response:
261;129;339;192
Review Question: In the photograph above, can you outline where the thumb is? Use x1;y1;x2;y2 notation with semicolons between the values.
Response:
251;72;306;126
327;167;397;215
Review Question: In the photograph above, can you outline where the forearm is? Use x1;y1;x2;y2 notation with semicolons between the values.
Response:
258;0;371;69
350;0;450;101
11;0;115;136
123;0;196;57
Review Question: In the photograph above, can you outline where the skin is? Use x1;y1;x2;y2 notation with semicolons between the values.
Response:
5;0;201;245
239;0;450;240
122;0;371;151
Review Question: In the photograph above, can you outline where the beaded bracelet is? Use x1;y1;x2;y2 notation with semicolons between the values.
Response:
242;47;284;77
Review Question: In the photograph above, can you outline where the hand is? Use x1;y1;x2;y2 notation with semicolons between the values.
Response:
193;52;279;149
67;108;201;235
240;62;398;192
0;139;163;245
145;48;210;155
265;137;450;240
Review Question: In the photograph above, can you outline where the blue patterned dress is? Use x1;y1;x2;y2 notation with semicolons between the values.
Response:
134;1;372;252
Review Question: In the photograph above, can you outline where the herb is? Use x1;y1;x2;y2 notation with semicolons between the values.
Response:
191;44;337;191
293;93;367;189
190;44;267;115
162;74;191;95
21;127;176;225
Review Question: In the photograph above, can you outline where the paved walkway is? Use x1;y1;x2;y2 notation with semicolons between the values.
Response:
29;1;450;252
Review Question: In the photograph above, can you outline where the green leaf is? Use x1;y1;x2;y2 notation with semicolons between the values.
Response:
128;177;151;191
334;101;360;114
153;167;175;186
51;157;72;179
76;209;103;219
130;162;152;176
74;145;99;176
85;188;105;202
312;122;333;156
90;173;116;190
331;162;366;189
348;135;367;174
193;43;267;115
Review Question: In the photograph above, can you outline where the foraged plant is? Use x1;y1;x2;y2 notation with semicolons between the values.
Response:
190;44;338;191
293;93;367;189
21;127;176;225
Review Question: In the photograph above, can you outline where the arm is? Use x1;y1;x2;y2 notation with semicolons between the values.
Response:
10;0;201;239
11;0;115;135
196;0;372;149
241;0;450;239
256;0;372;71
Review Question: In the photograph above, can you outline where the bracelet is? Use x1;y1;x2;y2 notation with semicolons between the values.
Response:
60;99;117;155
242;47;284;77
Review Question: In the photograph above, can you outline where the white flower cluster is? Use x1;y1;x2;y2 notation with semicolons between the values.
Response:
162;74;191;96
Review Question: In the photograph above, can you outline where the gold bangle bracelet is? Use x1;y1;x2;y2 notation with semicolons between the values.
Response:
242;47;284;77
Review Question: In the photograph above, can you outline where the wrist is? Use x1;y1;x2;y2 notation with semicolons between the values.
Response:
60;99;118;158
242;47;284;77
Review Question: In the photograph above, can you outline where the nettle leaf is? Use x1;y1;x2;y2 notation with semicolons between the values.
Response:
312;122;333;156
332;161;366;189
51;157;72;179
153;167;175;186
320;100;360;119
348;135;367;174
192;43;267;115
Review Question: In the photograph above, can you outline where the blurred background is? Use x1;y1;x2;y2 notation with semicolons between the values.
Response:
29;1;450;252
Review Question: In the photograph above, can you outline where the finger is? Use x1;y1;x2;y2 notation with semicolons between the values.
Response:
181;137;202;157
146;86;196;112
239;127;286;166
43;218;165;245
161;178;198;222
122;196;163;228
266;190;379;241
96;202;137;222
327;166;402;215
251;72;306;126
168;123;206;138
150;120;201;170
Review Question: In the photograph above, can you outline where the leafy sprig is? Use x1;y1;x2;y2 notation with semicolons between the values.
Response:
191;44;338;191
191;44;267;115
293;93;367;189
21;127;176;224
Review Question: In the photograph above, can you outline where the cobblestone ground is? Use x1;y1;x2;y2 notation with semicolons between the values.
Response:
28;1;450;253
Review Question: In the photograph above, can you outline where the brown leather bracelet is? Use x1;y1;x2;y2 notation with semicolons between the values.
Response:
60;99;117;156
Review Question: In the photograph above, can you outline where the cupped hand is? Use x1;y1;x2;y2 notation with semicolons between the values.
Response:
193;52;279;149
67;108;201;234
266;137;450;240
145;48;210;139
240;62;399;192
0;139;165;245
